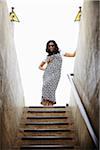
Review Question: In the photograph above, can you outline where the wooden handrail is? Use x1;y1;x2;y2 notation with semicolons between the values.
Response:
67;74;98;148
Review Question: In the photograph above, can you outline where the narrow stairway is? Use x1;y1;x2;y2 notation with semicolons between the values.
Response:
14;106;80;150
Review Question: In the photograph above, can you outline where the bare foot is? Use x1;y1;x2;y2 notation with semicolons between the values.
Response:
48;101;53;107
43;100;49;107
42;100;53;107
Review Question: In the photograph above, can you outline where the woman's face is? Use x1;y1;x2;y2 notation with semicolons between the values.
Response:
48;42;55;52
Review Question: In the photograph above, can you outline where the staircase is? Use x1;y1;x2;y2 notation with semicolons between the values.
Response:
14;106;80;150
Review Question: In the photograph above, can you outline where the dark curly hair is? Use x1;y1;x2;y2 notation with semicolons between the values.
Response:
46;40;60;56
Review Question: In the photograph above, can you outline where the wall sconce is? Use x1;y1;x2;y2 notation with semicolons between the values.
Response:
9;7;20;22
74;6;82;21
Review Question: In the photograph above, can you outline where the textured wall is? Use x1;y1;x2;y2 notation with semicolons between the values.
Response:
0;1;25;149
70;1;99;149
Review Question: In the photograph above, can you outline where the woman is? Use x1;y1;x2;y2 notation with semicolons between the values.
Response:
39;40;62;106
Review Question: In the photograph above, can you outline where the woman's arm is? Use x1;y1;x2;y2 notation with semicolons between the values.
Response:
38;61;46;71
63;51;76;57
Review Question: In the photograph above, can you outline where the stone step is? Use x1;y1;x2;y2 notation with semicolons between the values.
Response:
24;106;69;112
20;144;75;149
21;123;74;129
27;110;66;113
24;122;72;125
18;128;75;136
23;108;69;117
24;119;71;123
24;112;67;117
28;106;66;108
16;135;77;145
23;117;73;123
23;106;72;116
21;121;74;129
21;136;74;140
20;128;74;132
26;116;68;119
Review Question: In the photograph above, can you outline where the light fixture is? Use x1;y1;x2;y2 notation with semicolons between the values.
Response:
74;6;82;22
9;7;20;22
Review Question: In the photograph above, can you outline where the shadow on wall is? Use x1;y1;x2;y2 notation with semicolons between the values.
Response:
69;1;99;149
0;1;25;149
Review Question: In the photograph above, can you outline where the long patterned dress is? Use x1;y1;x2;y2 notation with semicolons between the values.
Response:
41;53;62;105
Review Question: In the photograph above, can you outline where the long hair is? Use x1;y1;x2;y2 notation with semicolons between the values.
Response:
46;40;60;56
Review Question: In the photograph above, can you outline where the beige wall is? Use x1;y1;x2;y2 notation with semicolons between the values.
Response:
70;1;99;149
0;1;25;149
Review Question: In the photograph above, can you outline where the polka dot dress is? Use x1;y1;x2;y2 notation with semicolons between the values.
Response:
41;53;62;105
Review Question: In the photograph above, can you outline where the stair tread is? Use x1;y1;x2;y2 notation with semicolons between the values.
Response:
20;128;73;132
28;106;66;108
24;122;71;125
20;144;74;148
20;136;74;140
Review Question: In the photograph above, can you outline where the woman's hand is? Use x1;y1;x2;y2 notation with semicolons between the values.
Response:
63;51;76;57
39;66;45;71
39;61;46;71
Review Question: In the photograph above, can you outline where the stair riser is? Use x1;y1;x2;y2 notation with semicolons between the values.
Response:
16;139;76;145
24;107;69;111
17;131;75;137
20;125;74;129
22;118;71;123
20;148;75;150
14;145;80;150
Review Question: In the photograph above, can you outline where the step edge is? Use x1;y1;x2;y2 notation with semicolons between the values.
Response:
19;129;74;132
24;122;72;125
26;116;68;119
27;111;66;113
20;144;75;148
18;136;74;139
